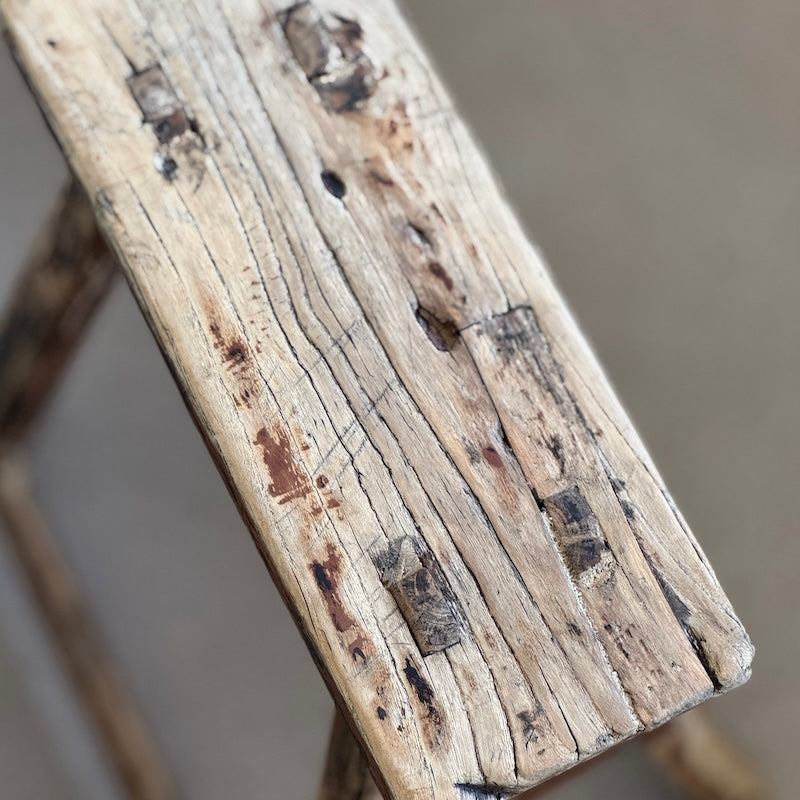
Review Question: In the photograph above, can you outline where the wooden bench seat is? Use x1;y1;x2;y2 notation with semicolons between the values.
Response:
0;1;753;798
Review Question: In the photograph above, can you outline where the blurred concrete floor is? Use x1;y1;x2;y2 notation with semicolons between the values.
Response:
1;2;797;798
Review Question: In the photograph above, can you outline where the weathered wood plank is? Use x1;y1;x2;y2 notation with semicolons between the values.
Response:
0;1;753;797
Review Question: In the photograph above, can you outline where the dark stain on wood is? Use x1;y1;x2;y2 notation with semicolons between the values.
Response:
649;564;722;689
321;169;346;198
254;425;312;504
608;475;637;522
415;306;458;352
517;711;538;745
482;307;572;412
373;537;462;655
350;631;369;662
481;446;503;469
567;621;582;637
375;103;415;157
621;499;636;520
316;475;329;489
464;442;481;465
313;561;333;591
403;657;439;721
205;316;258;407
543;486;611;576
222;339;247;367
367;168;395;187
311;544;357;633
153;109;188;144
428;261;454;291
545;433;566;475
517;700;545;746
456;782;519;799
377;706;387;720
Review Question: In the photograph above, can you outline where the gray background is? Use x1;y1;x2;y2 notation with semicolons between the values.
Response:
1;2;797;798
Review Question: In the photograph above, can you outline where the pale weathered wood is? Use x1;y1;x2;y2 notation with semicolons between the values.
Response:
0;454;177;800
1;1;753;798
0;178;115;443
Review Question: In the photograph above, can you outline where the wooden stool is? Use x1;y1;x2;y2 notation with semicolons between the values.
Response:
0;1;763;798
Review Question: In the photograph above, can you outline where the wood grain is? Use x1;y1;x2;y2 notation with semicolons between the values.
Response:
1;1;753;797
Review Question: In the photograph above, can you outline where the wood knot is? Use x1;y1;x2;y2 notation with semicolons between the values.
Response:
373;537;462;655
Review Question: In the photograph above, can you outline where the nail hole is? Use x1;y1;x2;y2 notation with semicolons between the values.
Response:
321;169;346;198
154;153;178;181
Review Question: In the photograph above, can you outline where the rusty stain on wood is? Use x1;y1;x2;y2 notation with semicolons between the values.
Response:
254;424;312;504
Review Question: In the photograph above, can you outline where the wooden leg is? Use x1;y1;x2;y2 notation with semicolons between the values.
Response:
0;176;115;444
316;708;768;800
0;453;177;800
318;708;384;800
0;182;172;797
645;708;769;800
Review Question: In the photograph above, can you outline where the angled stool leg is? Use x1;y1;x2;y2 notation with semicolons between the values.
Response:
0;176;115;445
0;455;177;800
319;707;769;800
645;709;769;800
318;709;383;800
0;180;174;797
